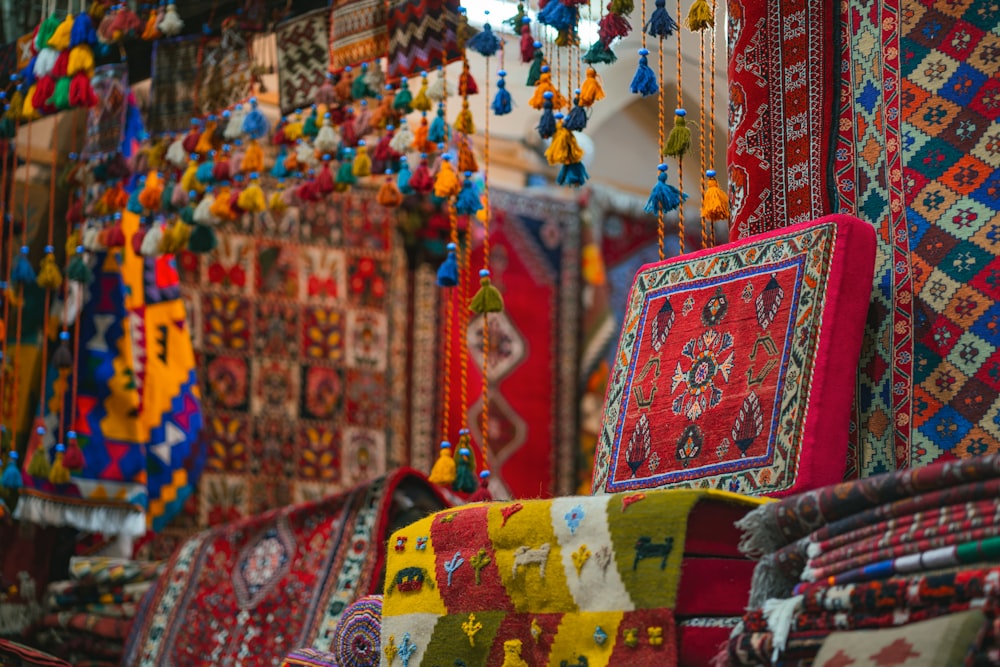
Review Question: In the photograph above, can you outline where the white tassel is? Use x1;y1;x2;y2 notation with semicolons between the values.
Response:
165;137;188;169
314;123;339;154
34;48;59;78
389;120;414;155
763;595;804;663
140;224;164;256
158;4;184;37
224;105;247;141
364;62;386;91
427;71;451;102
193;195;219;225
295;141;319;169
82;225;103;251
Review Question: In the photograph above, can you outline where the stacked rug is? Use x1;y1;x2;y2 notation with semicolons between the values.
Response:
722;454;1000;665
27;557;163;666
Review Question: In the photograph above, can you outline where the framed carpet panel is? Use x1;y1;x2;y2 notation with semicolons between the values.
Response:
331;0;388;71
592;215;876;497
276;8;331;116
386;0;463;81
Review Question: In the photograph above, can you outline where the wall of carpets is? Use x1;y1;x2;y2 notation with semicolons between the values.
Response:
728;0;1000;477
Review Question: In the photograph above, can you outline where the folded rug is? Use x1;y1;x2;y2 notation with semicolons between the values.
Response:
0;639;71;667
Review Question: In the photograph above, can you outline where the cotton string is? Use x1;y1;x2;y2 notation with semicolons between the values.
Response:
699;13;708;250
0;105;16;430
675;0;685;254
36;117;59;426
656;35;665;261
709;0;718;246
10;120;32;453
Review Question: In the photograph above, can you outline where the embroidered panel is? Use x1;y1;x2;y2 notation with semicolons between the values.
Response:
386;0;463;81
276;8;331;116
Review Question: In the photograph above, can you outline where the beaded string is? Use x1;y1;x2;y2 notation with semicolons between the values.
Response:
674;0;684;254
60;113;82;453
657;33;666;261
479;32;494;468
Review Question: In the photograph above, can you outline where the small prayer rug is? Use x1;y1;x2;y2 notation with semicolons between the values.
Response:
276;8;331;115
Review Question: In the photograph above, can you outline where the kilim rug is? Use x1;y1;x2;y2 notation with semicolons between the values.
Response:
726;0;840;239
122;469;450;666
331;0;388;72
276;8;331;116
386;0;463;81
82;64;128;159
155;190;407;557
436;190;580;498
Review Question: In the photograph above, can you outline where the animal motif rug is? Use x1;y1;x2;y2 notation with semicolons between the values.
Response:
276;8;331;116
123;469;448;665
154;191;406;557
438;190;581;498
386;0;463;80
331;0;388;71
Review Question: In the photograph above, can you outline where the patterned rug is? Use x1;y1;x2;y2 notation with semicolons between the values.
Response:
726;0;839;239
276;8;331;116
81;64;128;159
386;0;464;81
153;191;406;557
123;469;449;665
331;0;388;72
435;190;581;498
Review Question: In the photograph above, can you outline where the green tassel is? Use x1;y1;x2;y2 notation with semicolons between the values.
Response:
352;72;374;100
452;439;478;494
609;0;634;14
49;77;71;110
393;80;413;113
663;111;691;158
67;252;94;284
470;272;504;314
336;160;357;186
188;224;218;253
527;49;544;86
582;41;618;65
35;13;62;50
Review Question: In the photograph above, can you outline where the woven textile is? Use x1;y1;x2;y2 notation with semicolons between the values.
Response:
154;192;404;554
386;0;463;80
592;216;875;497
438;190;580;497
0;639;71;667
726;0;838;239
333;595;383;666
282;647;340;666
380;489;763;667
124;470;446;665
81;64;128;158
331;0;388;71
276;9;331;116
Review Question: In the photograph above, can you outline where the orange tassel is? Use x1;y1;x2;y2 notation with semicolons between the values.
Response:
242;140;264;173
377;176;404;207
141;10;161;40
412;116;434;153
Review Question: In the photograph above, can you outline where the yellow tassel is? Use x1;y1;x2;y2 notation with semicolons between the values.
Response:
686;0;715;30
67;45;94;76
352;144;372;177
36;254;63;290
147;139;167;170
545;124;584;165
27;445;50;479
428;445;457;485
22;84;39;120
48;450;70;484
237;181;267;213
702;175;731;221
141;10;161;40
529;72;566;110
241;140;263;173
412;76;432;112
269;189;288;213
434;159;461;199
453;100;475;135
65;229;81;257
179;160;203;194
284;120;304;143
579;67;606;107
5;90;23;120
195;120;217;154
48;14;75;51
211;186;235;220
582;243;607;286
162;221;192;253
5;285;24;307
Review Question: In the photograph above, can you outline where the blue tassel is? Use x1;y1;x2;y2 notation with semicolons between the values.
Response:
537;94;556;139
21;59;36;88
538;0;577;31
455;175;483;216
492;71;513;116
630;49;659;97
644;164;687;214
271;147;289;178
397;157;413;194
558;162;589;187
468;22;502;57
71;12;96;47
563;94;588;131
436;243;459;287
122;99;145;158
645;0;679;38
429;106;448;144
127;187;144;214
196;159;216;184
242;100;270;139
11;247;36;285
1;451;22;489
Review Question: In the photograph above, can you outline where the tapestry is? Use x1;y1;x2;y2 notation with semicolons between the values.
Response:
82;64;128;159
438;190;581;498
331;0;388;72
379;489;764;666
726;0;839;239
276;8;331;116
386;0;463;81
592;216;876;497
123;470;449;665
156;191;404;554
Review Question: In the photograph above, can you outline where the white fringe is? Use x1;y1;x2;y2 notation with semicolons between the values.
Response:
806;541;822;559
763;594;804;663
14;495;147;537
736;505;784;558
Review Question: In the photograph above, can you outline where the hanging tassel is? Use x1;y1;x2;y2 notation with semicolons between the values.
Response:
454;98;477;135
468;470;494;503
71;12;97;47
48;14;75;51
429;106;449;144
526;46;545;86
159;3;184;36
582;40;618;64
452;443;478;494
427;67;451;101
139;171;164;210
237;175;267;213
545;122;584;165
68;247;94;284
36;14;63;51
645;163;687;215
579;67;606;107
352;141;372;177
537;94;556;139
269;186;288;214
11;246;36;285
529;68;566;109
413;114;433;153
428;442;457;485
26;427;50;479
393;79;413;113
563;95;588;132
645;0;679;37
36;248;62;290
68;72;98;108
352;63;376;99
687;0;714;30
663;108;691;157
457;139;478;174
62;432;85;470
630;48;659;96
52;331;73;369
409;154;435;193
314;115;339;153
538;0;577;31
209;185;236;221
141;8;162;40
242;99;271;139
396;156;414;194
702;170;731;221
242;140;264;173
335;152;357;189
196;153;216;185
436;243;459;287
1;451;22;489
188;222;218;253
195;119;218;154
365;60;386;93
492;70;513;116
48;444;71;485
412;72;432;112
455;175;482;215
459;67;478;96
470;269;504;314
468;21;502;56
558;161;589;187
519;19;535;63
598;11;632;44
433;156;461;198
610;0;634;12
335;67;355;102
33;75;58;115
48;76;71;110
377;171;404;207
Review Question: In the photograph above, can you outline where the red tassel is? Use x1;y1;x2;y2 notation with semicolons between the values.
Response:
468;471;494;503
374;131;400;162
182;127;202;154
599;11;632;44
459;69;478;96
62;437;85;470
228;188;245;217
131;226;147;255
33;75;57;115
408;159;434;193
67;199;84;224
315;163;336;194
69;72;99;108
212;159;231;182
340;117;359;147
520;24;535;62
52;50;70;78
104;224;126;248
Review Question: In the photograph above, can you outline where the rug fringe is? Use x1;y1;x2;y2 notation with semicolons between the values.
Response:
736;504;783;557
14;495;147;537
